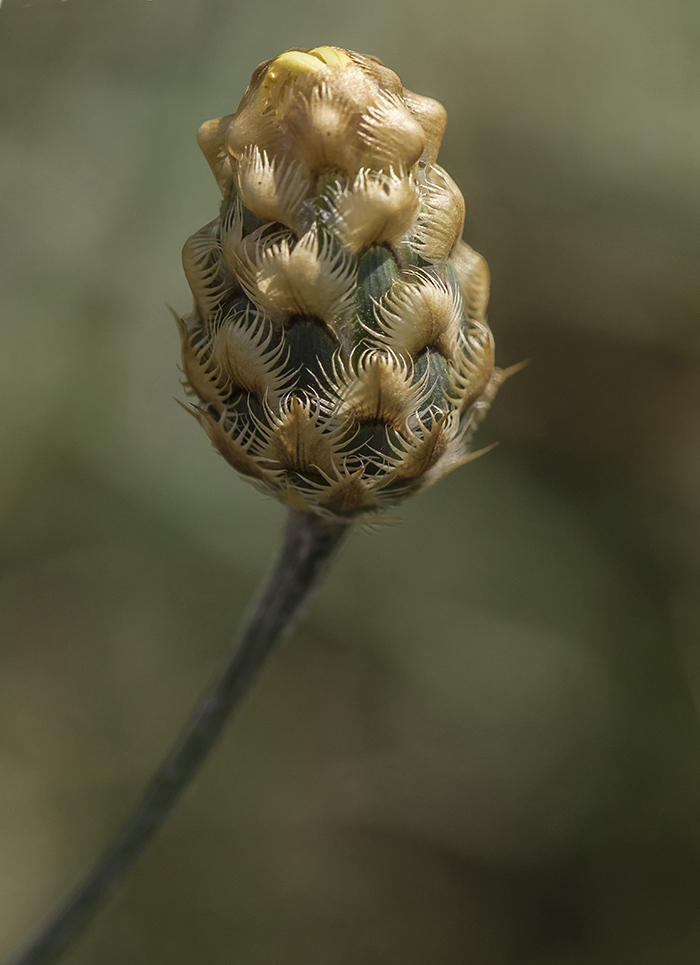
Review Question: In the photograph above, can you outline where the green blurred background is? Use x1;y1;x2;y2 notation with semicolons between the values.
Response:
1;0;700;961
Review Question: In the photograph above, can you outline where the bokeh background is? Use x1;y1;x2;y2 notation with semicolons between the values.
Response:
1;0;700;961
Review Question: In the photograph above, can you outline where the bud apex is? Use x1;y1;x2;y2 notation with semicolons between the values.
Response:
178;47;503;518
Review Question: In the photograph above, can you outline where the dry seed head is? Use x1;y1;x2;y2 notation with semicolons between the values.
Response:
179;46;505;518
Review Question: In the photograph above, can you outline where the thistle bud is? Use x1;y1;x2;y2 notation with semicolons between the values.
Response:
178;46;503;518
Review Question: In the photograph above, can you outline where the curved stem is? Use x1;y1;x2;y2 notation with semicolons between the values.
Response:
7;508;350;965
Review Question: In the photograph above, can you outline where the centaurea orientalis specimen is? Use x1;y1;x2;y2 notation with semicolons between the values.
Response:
178;45;502;515
8;47;504;965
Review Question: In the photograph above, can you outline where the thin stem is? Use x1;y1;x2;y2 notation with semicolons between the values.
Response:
7;508;350;965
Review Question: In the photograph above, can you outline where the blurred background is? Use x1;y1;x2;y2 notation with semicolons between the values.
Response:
1;0;700;961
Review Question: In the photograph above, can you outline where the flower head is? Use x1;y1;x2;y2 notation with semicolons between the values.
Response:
178;46;503;518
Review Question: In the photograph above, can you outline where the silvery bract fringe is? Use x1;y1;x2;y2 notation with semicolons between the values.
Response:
177;46;503;518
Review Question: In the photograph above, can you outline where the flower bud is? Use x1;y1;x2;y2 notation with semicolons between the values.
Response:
178;46;504;518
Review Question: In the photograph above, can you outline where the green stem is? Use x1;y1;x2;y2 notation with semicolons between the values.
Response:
7;508;350;965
